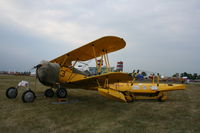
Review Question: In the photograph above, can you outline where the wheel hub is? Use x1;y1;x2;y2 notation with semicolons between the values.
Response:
24;92;34;102
8;89;17;97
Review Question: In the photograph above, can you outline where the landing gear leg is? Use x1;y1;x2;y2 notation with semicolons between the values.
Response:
56;88;67;98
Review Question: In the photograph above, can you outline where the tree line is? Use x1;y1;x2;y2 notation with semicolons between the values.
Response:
172;72;200;80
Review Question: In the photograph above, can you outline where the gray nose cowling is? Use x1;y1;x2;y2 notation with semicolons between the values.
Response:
36;61;60;86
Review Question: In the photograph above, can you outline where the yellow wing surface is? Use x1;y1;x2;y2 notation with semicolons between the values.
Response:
130;83;185;93
50;36;126;66
158;84;186;92
69;72;132;88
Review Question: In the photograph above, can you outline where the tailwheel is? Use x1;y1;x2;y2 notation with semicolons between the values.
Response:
44;88;54;97
6;87;18;99
56;88;67;98
22;90;36;103
124;92;134;102
158;96;166;102
158;92;167;102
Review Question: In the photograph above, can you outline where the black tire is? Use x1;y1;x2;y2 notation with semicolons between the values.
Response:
44;88;54;97
6;87;18;99
56;88;67;98
158;96;166;102
22;90;36;103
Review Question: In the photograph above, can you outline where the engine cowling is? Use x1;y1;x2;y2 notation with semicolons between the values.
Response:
36;61;60;87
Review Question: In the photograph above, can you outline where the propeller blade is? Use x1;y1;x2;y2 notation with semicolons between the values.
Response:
137;70;140;73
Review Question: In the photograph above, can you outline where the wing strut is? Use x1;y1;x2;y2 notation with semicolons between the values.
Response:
92;45;112;74
103;51;110;73
67;60;78;82
62;55;69;67
92;45;99;73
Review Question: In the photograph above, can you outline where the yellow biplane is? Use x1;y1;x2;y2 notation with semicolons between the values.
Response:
6;36;185;102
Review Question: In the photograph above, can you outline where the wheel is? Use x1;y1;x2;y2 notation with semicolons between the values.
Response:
6;87;18;99
124;92;134;102
158;96;165;102
56;88;67;98
44;88;54;97
158;92;167;102
158;95;167;102
22;90;36;103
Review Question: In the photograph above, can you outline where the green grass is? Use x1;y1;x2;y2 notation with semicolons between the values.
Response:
0;75;199;133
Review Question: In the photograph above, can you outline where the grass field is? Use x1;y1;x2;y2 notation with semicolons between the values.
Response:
0;75;200;133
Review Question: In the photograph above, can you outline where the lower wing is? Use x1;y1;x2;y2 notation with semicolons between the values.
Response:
70;72;132;88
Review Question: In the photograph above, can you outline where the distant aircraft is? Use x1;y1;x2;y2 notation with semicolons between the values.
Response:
6;36;185;102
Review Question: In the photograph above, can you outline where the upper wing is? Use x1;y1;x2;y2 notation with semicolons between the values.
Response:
50;36;126;66
69;72;132;88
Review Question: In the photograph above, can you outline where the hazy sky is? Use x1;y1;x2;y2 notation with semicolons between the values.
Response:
0;0;200;75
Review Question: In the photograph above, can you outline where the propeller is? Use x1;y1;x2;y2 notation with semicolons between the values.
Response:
137;69;140;73
33;64;42;69
131;69;140;85
31;64;39;91
157;73;160;86
31;62;44;90
131;70;135;77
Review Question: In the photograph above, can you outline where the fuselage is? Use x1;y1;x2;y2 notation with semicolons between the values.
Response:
36;61;88;89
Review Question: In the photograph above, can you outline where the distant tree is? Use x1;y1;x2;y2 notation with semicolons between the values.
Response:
193;73;198;80
181;72;188;77
172;73;179;77
179;72;200;79
141;71;147;76
188;74;193;79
